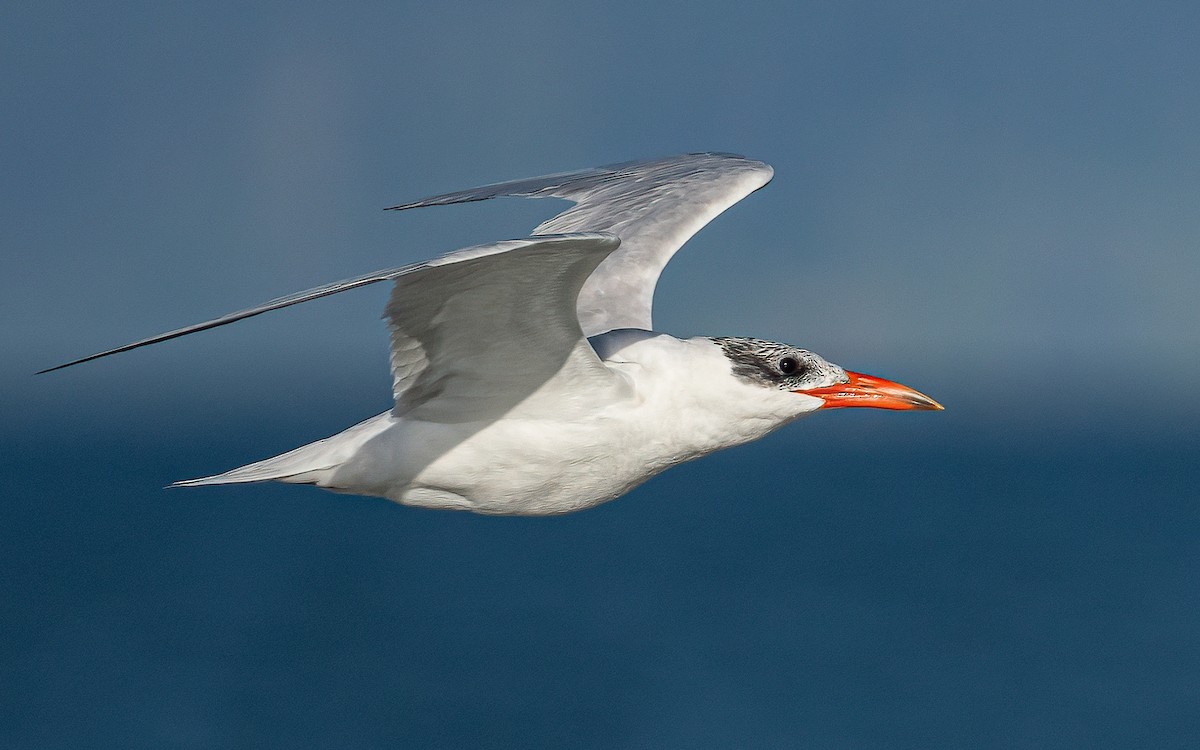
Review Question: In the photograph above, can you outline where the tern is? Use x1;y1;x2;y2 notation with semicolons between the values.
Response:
43;153;941;515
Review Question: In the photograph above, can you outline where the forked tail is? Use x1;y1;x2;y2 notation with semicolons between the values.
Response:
171;413;391;488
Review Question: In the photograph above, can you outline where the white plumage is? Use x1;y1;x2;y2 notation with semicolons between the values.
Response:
45;154;941;515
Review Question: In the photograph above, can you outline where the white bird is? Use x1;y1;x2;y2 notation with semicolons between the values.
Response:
43;153;941;515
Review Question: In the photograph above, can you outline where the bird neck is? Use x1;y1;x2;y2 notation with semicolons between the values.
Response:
592;331;816;455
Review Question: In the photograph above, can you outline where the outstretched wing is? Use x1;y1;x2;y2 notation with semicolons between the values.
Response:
37;267;417;374
384;234;627;423
39;235;624;421
386;152;773;336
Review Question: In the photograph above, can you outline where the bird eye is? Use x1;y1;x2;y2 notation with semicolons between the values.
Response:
778;357;798;375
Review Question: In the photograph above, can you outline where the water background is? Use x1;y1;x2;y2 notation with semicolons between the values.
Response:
5;375;1198;747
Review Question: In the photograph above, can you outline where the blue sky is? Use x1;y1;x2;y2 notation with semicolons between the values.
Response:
6;1;1198;431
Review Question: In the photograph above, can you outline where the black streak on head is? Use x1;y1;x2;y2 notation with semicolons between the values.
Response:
712;337;846;391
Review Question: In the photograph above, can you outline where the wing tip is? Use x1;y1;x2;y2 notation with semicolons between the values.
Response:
36;352;109;375
383;193;496;212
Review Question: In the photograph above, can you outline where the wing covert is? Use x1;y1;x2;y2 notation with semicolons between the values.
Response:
384;234;627;423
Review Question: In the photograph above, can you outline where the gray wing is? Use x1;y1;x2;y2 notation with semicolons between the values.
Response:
386;153;773;336
385;234;627;423
38;234;623;407
37;268;419;373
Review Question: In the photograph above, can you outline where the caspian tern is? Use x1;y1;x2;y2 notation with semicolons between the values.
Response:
42;153;941;515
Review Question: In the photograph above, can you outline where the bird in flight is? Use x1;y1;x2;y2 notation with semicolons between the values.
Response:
43;153;941;515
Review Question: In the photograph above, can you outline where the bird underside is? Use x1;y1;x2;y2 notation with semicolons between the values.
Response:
172;330;817;515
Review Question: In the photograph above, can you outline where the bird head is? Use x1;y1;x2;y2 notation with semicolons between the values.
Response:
713;337;943;414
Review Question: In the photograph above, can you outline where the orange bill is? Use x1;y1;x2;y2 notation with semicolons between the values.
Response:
799;371;943;411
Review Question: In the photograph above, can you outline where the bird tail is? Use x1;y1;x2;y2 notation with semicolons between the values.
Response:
170;412;391;488
170;443;336;487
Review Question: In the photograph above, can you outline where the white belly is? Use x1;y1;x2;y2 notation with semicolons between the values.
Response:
323;392;788;515
313;335;814;515
325;412;678;514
